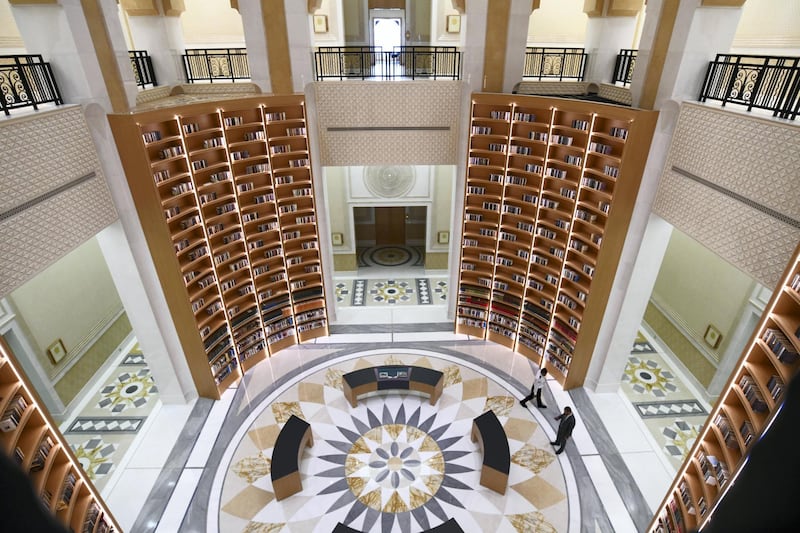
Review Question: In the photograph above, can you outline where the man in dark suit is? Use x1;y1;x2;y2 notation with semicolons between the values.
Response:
550;406;575;455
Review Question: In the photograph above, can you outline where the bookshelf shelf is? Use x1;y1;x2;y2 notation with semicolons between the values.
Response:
649;244;800;532
110;95;329;399
0;340;119;531
457;94;657;389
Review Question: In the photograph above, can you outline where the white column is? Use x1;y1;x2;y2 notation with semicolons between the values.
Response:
9;0;137;110
125;12;187;86
461;0;487;92
630;0;744;108
85;100;197;404
238;1;271;92
585;0;744;393
284;0;314;92
502;0;533;93
583;16;638;83
95;221;196;404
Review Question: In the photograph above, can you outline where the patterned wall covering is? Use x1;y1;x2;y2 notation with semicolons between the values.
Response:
312;81;465;166
653;103;800;288
0;107;118;297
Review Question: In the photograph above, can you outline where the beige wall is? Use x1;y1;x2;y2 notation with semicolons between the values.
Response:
432;0;461;45
733;0;800;53
430;165;453;252
312;0;345;45
651;229;756;363
7;237;124;379
0;0;23;50
528;0;587;46
181;0;244;46
343;0;367;43
325;165;353;253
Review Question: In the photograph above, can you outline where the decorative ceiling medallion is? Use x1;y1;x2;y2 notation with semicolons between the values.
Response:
364;166;415;198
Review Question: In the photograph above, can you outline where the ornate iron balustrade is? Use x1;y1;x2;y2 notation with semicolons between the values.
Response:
0;55;63;116
182;48;250;83
523;47;587;81
700;54;800;120
313;46;462;80
129;50;157;89
315;46;383;80
612;49;637;86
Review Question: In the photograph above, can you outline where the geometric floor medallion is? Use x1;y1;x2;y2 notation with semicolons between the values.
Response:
216;353;570;532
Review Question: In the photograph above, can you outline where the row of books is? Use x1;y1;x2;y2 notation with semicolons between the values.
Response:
738;374;768;413
0;394;28;432
762;328;799;363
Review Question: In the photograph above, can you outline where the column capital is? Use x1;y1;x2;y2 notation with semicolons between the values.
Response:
451;0;465;14
229;0;239;13
584;0;644;18
161;0;185;16
120;1;159;17
120;0;184;17
308;0;322;14
701;0;746;6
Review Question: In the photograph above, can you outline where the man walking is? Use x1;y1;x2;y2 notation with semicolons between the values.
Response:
550;406;575;455
520;367;548;408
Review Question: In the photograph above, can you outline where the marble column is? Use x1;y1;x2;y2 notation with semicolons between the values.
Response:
12;0;198;403
121;0;187;87
9;0;137;111
584;0;745;392
475;0;532;93
582;0;643;83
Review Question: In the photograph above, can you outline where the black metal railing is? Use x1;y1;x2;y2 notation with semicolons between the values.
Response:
182;48;250;83
0;55;63;116
314;46;462;80
612;49;637;86
129;50;157;89
523;47;587;81
700;54;800;120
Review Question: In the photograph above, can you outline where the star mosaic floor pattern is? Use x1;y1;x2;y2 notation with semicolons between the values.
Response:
335;279;448;307
63;341;159;492
620;330;709;470
215;353;569;533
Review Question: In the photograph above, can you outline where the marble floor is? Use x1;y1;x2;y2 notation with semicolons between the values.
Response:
74;269;705;532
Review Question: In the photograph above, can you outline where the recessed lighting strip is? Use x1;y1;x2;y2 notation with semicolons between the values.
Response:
0;172;97;222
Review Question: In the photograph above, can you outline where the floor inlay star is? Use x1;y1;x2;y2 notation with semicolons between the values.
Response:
217;353;570;533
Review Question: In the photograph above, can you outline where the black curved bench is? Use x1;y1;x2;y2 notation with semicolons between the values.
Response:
471;409;510;494
333;518;463;532
342;365;444;407
270;414;313;500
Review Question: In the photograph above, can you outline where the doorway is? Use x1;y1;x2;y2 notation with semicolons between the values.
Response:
354;206;426;268
373;17;402;53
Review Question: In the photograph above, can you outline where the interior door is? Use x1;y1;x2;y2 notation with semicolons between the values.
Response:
375;207;405;245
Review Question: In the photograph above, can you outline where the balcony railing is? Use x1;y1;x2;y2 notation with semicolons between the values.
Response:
182;48;250;83
700;54;800;120
612;49;637;86
129;50;157;89
314;46;462;80
0;54;63;116
523;47;587;81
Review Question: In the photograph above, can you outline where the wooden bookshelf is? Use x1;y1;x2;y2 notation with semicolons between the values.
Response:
0;338;120;532
649;243;800;532
457;93;658;389
109;95;328;399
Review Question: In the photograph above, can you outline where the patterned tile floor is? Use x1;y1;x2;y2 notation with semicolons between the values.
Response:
63;341;159;492
217;353;568;533
335;279;448;307
621;331;709;470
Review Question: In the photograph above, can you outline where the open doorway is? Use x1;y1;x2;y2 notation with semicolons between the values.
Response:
354;206;426;269
370;8;404;57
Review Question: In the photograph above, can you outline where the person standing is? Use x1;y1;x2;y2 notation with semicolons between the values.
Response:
520;367;548;408
550;406;576;455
